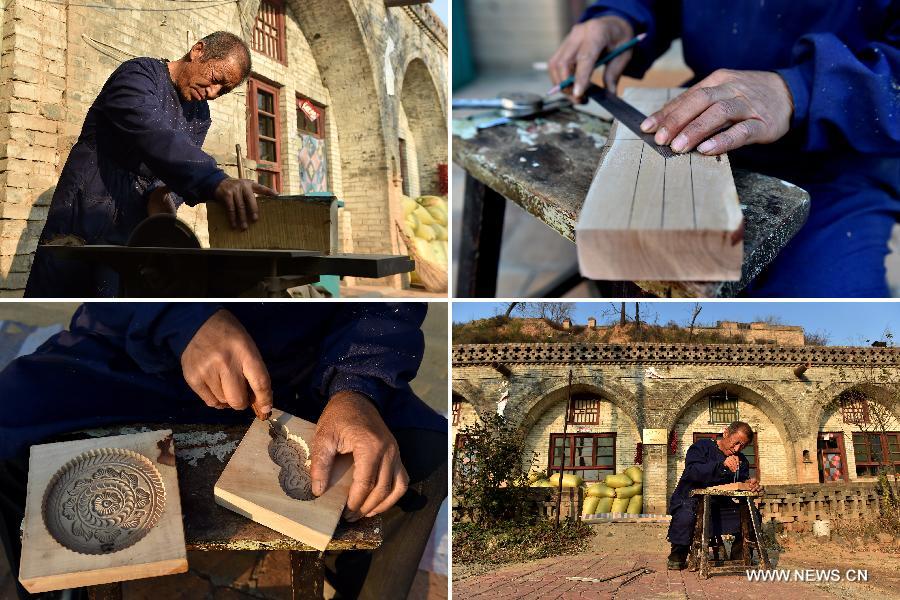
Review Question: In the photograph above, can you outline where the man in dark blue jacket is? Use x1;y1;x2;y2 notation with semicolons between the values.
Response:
666;422;760;569
25;31;275;297
0;303;446;599
549;1;899;297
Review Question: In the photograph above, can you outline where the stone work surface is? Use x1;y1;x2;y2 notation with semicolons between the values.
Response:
0;0;447;295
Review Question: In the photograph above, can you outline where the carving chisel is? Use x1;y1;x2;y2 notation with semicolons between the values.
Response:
584;85;675;158
249;389;286;436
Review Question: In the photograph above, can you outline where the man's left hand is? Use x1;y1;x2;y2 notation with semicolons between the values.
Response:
744;478;762;493
310;391;409;521
640;69;793;155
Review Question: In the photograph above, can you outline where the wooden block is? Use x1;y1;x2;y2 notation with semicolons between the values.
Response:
208;195;338;253
214;410;353;551
19;430;187;593
576;88;743;281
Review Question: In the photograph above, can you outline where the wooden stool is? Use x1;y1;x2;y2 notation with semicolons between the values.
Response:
687;488;771;578
63;423;383;599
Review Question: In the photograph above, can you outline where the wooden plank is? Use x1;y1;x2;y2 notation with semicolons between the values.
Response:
214;410;353;551
576;87;743;281
208;196;338;253
19;430;187;593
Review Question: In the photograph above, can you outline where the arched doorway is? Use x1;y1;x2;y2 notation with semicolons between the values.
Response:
522;387;640;482
818;386;900;483
667;383;792;498
399;58;447;197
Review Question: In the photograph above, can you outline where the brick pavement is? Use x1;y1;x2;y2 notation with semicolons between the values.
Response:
453;552;840;600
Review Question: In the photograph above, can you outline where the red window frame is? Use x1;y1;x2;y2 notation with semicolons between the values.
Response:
548;433;616;482
567;394;600;425
247;78;281;192
452;400;461;426
693;432;760;481
852;431;900;477
252;0;286;64
453;434;476;480
296;95;325;139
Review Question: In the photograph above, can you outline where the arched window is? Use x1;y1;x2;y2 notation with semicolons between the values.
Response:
567;393;600;425
707;389;739;424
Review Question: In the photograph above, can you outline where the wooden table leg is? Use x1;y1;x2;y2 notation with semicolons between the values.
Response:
749;498;772;569
87;583;122;600
687;498;703;572
290;550;326;600
740;499;753;566
699;496;711;579
457;173;506;297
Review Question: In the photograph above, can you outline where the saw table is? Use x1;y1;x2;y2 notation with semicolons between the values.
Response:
39;213;414;297
452;106;811;298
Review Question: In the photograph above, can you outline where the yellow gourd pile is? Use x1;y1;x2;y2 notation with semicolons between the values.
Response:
527;466;643;516
582;466;643;516
401;195;448;281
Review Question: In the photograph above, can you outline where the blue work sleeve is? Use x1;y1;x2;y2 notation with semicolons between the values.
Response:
98;60;227;205
776;17;900;153
71;303;223;373
313;303;427;416
681;442;728;484
579;0;681;79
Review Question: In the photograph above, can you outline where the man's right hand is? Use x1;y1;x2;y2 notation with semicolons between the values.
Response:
213;177;277;230
723;455;740;473
180;309;273;414
548;15;634;101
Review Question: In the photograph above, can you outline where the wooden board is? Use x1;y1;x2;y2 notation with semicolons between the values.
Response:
208;195;338;253
213;410;353;551
19;430;187;593
576;88;743;281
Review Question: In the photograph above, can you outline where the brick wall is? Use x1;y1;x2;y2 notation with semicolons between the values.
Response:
0;0;447;294
453;343;900;515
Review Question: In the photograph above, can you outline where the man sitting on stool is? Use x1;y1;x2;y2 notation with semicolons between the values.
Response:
667;421;762;570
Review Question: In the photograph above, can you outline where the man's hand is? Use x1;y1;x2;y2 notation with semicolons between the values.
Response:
548;15;634;100
212;177;277;230
744;478;762;493
640;69;793;155
723;455;740;473
310;391;408;521
180;309;273;414
147;186;176;216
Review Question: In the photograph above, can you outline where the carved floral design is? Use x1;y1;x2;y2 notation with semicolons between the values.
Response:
268;426;314;501
42;448;166;555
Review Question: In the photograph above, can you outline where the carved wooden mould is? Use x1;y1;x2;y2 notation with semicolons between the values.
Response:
42;448;166;555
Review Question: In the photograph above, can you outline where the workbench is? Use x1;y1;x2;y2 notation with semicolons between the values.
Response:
452;108;811;297
61;423;382;600
41;245;414;298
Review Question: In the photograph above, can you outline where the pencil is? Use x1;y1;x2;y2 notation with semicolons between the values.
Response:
546;32;647;96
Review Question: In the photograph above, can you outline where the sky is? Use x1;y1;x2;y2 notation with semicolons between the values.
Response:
432;0;448;23
451;302;900;346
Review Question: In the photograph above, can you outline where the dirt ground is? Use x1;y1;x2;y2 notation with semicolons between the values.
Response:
453;523;900;599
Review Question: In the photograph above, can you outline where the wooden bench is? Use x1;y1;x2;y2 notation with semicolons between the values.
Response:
452;106;811;297
66;423;381;599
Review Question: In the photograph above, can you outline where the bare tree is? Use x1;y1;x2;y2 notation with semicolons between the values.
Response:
503;302;519;318
689;303;702;339
620;302;626;326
